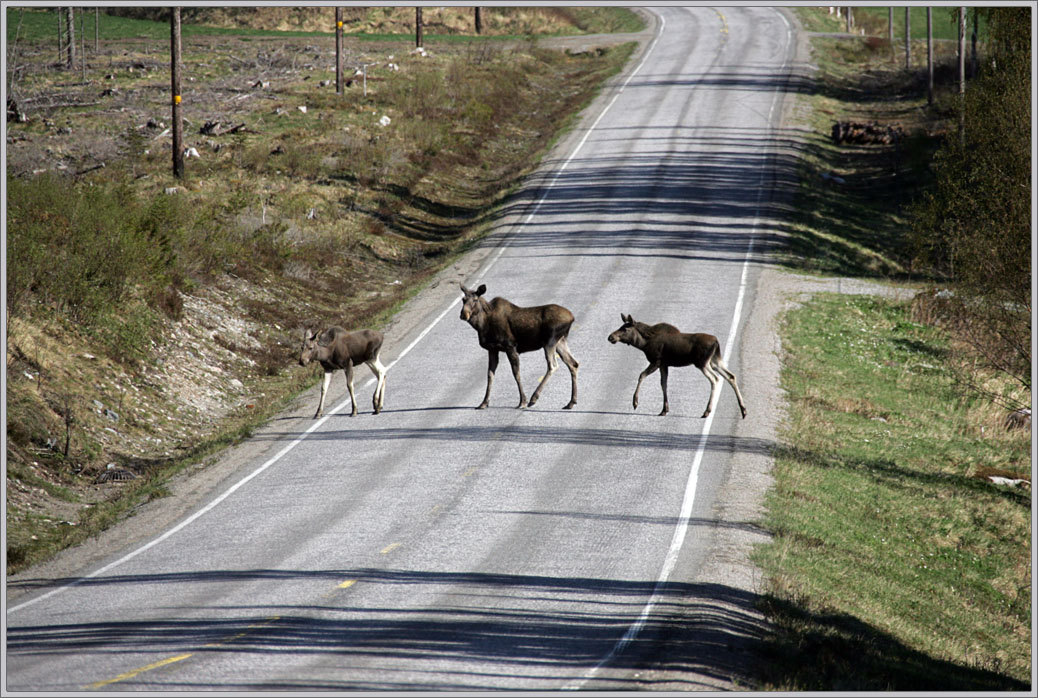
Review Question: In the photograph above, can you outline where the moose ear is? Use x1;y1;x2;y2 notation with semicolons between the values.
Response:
460;283;470;294
475;284;486;296
622;313;632;323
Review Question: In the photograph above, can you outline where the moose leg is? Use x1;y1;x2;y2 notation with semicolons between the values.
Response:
527;343;559;408
555;336;579;410
345;362;358;417
478;351;499;409
713;355;747;419
699;362;722;419
658;366;670;416
506;348;527;409
367;356;387;414
633;362;659;410
314;370;333;418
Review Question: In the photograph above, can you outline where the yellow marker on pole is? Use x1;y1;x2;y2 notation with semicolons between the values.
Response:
174;95;181;104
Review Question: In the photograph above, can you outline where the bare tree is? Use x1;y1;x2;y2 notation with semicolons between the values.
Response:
904;7;910;70
958;6;966;94
927;8;933;106
475;7;483;34
65;6;75;69
416;7;423;48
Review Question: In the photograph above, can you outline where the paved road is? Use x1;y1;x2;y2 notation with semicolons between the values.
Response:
6;7;799;691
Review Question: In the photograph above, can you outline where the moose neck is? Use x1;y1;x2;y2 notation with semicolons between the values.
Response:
625;323;653;349
466;298;491;334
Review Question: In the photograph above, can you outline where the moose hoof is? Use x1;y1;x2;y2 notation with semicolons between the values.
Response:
563;401;576;410
476;403;489;410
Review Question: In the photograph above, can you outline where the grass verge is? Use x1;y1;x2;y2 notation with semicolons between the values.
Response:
753;294;1030;690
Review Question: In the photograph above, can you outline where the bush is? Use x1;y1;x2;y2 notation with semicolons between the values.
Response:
908;8;1031;402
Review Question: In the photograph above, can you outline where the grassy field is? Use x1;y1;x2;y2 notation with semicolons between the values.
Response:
775;9;964;280
797;5;984;41
6;6;644;43
755;294;1030;690
753;8;1031;691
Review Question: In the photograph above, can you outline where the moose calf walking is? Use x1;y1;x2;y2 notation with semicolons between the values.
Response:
607;313;747;419
459;283;579;410
299;326;387;418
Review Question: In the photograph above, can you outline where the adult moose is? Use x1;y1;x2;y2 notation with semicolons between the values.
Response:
299;326;387;418
459;283;579;410
607;313;747;419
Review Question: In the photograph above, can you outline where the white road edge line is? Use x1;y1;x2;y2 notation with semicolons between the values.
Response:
7;11;666;617
564;8;792;689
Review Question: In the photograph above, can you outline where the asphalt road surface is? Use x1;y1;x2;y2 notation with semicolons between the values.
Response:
6;7;800;691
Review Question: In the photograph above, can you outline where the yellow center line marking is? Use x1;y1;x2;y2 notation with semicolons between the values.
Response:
338;579;357;589
381;542;401;555
88;653;193;690
85;615;280;689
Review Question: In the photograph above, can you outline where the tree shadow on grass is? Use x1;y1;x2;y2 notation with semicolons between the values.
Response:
756;594;1030;691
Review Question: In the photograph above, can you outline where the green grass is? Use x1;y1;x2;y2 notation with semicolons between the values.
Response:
795;6;985;41
754;294;1031;690
6;6;643;43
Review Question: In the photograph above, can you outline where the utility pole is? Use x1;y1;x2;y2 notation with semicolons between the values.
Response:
171;7;183;178
904;7;910;70
415;7;423;48
926;8;934;106
335;7;343;95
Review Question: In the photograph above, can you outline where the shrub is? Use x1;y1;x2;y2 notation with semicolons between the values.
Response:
909;8;1031;403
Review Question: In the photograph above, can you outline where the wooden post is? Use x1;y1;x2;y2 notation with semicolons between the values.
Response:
926;8;933;106
904;7;910;70
475;7;482;34
335;7;343;95
171;7;183;178
416;7;423;48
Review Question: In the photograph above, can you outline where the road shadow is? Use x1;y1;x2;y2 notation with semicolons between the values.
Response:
7;568;1025;691
249;423;778;456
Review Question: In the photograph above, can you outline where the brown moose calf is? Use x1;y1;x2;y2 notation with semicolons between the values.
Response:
299;327;387;418
608;313;747;419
